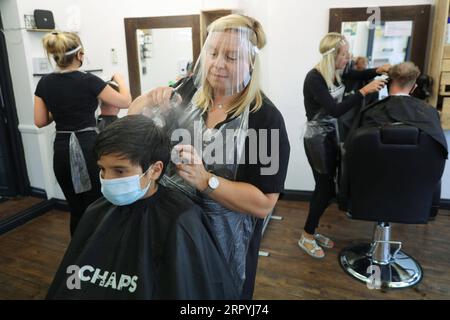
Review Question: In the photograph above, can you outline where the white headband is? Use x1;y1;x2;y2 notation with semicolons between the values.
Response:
322;39;347;56
323;47;336;56
64;45;82;56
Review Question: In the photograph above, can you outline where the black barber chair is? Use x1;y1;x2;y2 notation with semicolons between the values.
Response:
340;125;446;289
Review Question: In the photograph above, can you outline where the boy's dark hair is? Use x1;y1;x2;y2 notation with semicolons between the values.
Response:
94;115;170;180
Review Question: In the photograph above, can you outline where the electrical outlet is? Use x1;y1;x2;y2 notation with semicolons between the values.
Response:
111;48;118;64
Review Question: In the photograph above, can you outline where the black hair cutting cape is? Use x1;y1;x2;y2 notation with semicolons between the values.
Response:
345;95;448;157
46;185;240;299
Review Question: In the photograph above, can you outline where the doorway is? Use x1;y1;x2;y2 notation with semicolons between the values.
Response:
0;12;30;198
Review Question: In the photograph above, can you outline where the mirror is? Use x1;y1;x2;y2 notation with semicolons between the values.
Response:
342;20;412;68
125;15;200;99
329;5;430;73
136;28;193;93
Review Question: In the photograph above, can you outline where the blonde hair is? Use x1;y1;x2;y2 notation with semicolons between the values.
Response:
355;56;368;66
317;32;347;89
388;62;421;88
194;14;266;118
42;32;83;68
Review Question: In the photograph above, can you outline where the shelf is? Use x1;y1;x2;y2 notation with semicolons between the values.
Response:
200;9;236;44
427;0;450;107
26;29;78;33
26;28;57;32
33;69;103;76
441;97;450;129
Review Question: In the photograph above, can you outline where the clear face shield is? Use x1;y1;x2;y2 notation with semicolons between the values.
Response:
193;27;258;97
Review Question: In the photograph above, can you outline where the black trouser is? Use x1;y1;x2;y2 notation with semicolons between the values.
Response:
53;131;101;236
303;142;337;235
241;218;264;300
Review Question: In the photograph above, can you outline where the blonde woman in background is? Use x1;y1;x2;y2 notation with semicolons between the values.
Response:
300;32;390;258
354;56;369;71
129;14;290;299
34;32;131;236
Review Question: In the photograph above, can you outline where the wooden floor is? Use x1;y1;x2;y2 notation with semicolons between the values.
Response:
254;200;450;299
0;197;44;221
0;200;449;299
0;210;70;299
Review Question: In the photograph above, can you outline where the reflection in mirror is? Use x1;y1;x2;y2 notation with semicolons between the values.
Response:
136;28;193;93
342;21;413;68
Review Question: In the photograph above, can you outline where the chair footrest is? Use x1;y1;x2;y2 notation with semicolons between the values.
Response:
339;243;423;289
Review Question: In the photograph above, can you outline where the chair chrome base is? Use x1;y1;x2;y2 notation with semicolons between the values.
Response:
339;244;423;289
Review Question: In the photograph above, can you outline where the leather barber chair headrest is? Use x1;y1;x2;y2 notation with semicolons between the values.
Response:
380;124;419;145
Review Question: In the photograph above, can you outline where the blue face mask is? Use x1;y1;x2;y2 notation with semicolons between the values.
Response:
100;167;152;206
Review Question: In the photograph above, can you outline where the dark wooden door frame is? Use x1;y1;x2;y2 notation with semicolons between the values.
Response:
124;15;200;99
329;5;431;73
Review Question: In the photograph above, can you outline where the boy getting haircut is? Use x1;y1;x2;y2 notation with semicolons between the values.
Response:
95;114;170;180
47;115;239;300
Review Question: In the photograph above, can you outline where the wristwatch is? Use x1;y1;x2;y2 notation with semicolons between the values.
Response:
202;174;220;195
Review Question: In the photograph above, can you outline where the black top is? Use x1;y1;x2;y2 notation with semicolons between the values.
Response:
342;63;379;106
46;185;240;299
171;77;291;194
236;96;290;193
303;68;378;121
35;71;106;131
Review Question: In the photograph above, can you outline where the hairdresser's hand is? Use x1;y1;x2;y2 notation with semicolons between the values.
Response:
360;79;386;96
174;144;210;192
145;87;182;112
376;64;391;74
112;73;125;84
128;87;182;115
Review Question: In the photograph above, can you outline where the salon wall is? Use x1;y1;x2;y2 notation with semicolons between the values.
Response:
0;0;50;194
4;0;450;200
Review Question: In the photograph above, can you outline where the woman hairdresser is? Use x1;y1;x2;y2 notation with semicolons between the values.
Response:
129;14;290;299
34;32;131;235
300;32;390;258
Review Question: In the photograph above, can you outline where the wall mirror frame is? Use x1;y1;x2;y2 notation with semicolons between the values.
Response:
329;5;431;73
125;15;200;99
